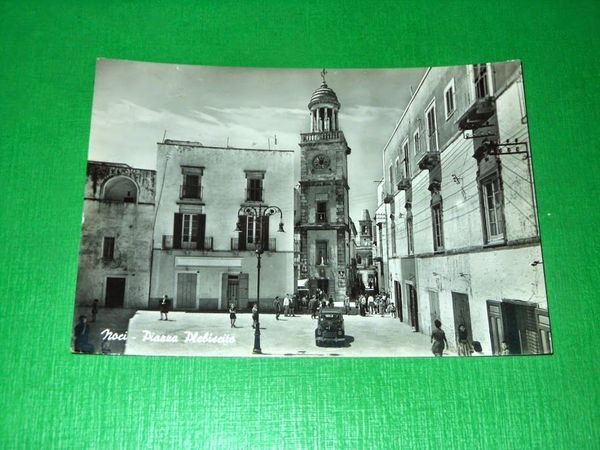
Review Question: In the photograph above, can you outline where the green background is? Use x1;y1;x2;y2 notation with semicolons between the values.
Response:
0;1;598;448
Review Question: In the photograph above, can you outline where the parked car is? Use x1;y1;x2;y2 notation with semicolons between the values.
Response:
315;308;346;346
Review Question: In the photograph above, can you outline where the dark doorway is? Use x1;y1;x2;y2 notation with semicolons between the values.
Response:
394;281;403;322
227;275;239;308
452;292;472;345
317;279;329;294
105;277;125;308
501;302;538;355
407;284;419;331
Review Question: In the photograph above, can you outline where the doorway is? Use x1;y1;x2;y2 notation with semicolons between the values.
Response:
227;275;239;308
317;279;329;295
501;301;538;355
428;290;440;335
394;281;403;322
452;292;472;345
407;284;419;332
105;277;125;307
176;272;197;310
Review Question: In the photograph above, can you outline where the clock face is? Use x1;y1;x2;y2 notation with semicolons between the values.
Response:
312;154;331;169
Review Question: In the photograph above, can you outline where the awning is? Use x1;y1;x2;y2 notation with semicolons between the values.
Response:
297;278;309;288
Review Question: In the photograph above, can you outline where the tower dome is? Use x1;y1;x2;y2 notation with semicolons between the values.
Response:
307;69;341;133
308;82;340;110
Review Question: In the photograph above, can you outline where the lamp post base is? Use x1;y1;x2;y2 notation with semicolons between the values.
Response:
252;321;262;354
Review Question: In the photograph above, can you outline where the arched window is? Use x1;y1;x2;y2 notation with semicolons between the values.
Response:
102;176;138;203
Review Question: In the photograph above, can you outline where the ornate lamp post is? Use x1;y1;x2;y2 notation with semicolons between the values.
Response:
236;205;285;354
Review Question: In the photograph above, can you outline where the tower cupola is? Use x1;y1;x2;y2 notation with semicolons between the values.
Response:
308;69;341;132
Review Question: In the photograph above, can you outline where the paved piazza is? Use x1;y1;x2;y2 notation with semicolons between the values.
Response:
124;310;456;357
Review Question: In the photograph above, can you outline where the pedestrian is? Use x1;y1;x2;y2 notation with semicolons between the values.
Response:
251;304;258;329
457;324;472;356
344;295;350;315
368;294;374;315
360;295;367;316
73;315;94;353
273;296;281;320
159;294;170;321
390;301;397;319
229;303;237;328
283;294;290;317
311;296;319;319
91;299;99;322
290;294;296;317
500;341;511;356
328;295;334;308
431;319;448;357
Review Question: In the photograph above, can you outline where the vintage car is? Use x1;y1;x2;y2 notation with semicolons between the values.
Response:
315;308;346;346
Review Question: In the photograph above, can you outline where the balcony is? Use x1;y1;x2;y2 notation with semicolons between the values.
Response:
457;96;495;131
396;176;411;191
383;193;394;204
162;235;213;250
230;238;277;252
300;130;344;143
180;184;203;200
417;151;440;171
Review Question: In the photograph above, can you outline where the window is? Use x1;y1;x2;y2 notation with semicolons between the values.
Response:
246;215;262;245
182;214;200;248
388;164;394;193
102;237;115;260
316;240;328;265
407;217;414;255
474;64;489;99
413;129;421;157
316;201;327;223
444;79;456;119
426;103;438;152
394;157;401;186
173;212;206;250
180;166;203;200
402;140;410;178
391;220;397;255
431;203;444;251
245;170;265;202
247;178;263;202
481;175;504;243
182;174;201;199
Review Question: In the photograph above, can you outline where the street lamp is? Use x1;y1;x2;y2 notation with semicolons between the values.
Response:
235;205;285;354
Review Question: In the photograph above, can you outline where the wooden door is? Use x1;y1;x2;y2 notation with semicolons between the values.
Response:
176;273;197;310
105;277;125;308
487;301;504;355
428;290;440;335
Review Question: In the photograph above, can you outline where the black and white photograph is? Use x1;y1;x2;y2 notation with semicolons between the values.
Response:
72;59;552;357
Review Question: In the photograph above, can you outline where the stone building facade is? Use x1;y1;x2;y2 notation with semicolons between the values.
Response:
75;161;156;308
354;209;378;295
296;76;352;300
150;140;294;311
377;62;551;355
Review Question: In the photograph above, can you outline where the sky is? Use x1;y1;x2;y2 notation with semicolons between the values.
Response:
88;59;425;222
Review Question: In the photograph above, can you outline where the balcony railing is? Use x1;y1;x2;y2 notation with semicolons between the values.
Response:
180;184;203;200
230;238;277;251
316;212;327;223
162;235;213;250
300;130;344;143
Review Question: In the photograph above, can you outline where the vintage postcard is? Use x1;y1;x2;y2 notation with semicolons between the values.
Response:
71;59;552;357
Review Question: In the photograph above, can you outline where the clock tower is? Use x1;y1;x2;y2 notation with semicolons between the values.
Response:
297;70;351;300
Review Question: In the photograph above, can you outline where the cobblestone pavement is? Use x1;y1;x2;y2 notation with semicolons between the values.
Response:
124;310;457;357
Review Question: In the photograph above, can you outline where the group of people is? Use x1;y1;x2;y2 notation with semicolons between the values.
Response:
430;321;511;357
355;292;396;318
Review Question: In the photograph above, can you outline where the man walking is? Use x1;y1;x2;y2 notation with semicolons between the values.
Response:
159;294;170;321
283;294;290;317
273;296;281;320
